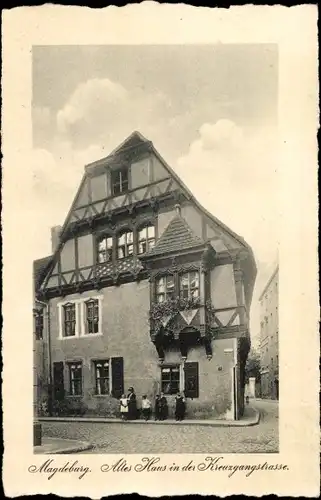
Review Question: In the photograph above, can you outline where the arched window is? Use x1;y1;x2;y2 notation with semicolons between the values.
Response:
117;229;134;259
138;223;155;254
97;234;113;263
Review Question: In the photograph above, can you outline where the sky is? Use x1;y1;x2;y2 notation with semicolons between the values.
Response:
32;44;279;346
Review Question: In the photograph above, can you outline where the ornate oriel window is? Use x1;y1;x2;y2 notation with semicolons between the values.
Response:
94;360;110;395
63;303;76;337
85;299;99;334
155;275;175;303
161;365;180;395
138;223;155;254
179;271;200;299
111;167;129;195
97;234;113;263
68;362;83;396
117;229;134;259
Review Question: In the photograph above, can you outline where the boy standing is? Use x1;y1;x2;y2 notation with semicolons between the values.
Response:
141;395;152;421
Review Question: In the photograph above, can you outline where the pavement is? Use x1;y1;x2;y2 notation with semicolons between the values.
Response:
38;400;278;454
39;404;259;428
34;437;93;454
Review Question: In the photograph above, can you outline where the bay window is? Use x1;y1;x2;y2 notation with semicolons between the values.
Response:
155;275;175;303
179;271;200;299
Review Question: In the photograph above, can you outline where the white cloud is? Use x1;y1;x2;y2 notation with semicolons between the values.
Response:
57;78;128;134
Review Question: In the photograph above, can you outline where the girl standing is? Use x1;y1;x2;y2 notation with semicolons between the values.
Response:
119;394;128;420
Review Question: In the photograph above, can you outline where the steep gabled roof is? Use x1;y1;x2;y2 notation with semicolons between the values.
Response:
38;131;257;293
147;213;204;257
108;131;150;157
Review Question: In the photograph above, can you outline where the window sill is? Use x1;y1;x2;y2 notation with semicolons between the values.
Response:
59;333;103;339
92;394;111;398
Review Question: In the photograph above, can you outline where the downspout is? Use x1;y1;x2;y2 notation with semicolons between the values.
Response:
35;298;52;416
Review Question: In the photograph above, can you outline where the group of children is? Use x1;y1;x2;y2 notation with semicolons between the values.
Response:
119;389;186;422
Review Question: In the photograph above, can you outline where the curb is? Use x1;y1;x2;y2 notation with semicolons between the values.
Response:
39;408;260;428
35;438;93;454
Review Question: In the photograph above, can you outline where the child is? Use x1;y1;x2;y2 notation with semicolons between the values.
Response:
141;395;152;421
175;393;186;421
120;394;128;420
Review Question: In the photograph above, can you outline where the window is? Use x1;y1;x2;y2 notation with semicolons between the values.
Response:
63;303;76;337
138;224;155;254
117;230;134;259
58;296;102;339
161;365;180;395
94;360;110;395
85;299;99;334
271;357;274;366
155;275;175;303
111;167;129;195
35;310;44;340
179;271;200;299
97;235;113;263
68;362;82;396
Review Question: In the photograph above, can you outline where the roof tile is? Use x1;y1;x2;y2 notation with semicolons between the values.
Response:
147;214;204;256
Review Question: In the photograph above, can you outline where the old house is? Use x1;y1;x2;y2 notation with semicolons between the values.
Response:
34;131;257;420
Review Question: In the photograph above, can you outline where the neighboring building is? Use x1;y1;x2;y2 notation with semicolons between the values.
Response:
259;266;279;400
33;256;51;415
34;131;257;420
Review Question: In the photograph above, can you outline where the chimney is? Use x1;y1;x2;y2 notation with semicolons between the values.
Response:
51;225;62;253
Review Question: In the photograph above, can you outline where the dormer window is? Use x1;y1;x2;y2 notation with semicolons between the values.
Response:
155;275;175;303
138;223;155;254
111;167;129;195
179;271;199;299
97;234;113;263
117;229;134;259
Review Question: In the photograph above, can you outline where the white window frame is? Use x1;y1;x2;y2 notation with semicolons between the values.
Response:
58;295;103;339
93;358;113;396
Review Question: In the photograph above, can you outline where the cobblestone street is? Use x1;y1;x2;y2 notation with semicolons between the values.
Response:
41;399;278;454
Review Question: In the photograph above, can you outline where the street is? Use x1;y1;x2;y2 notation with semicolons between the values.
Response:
41;399;278;454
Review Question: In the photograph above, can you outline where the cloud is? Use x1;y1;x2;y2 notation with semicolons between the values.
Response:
55;78;172;150
57;78;128;135
176;119;279;264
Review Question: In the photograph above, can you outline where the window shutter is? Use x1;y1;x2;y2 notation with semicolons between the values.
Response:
111;357;124;399
184;362;199;399
53;362;65;401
